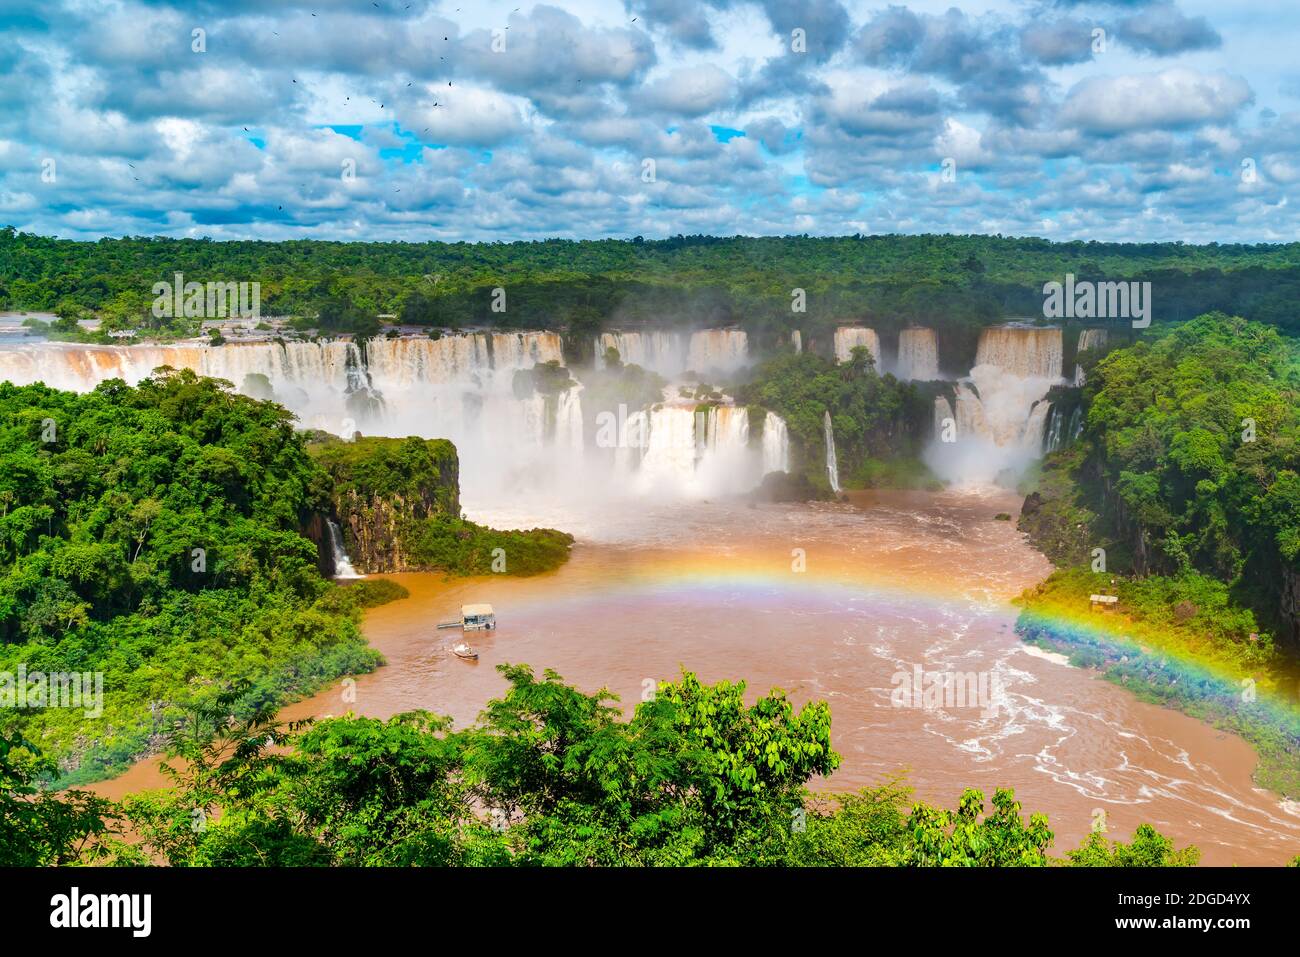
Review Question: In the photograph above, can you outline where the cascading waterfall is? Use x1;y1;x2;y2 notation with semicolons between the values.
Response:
1069;406;1084;442
974;325;1063;379
790;330;802;354
823;410;841;493
593;328;750;378
925;325;1064;486
617;402;777;498
1044;406;1065;453
326;519;362;579
933;395;955;440
762;411;790;474
894;327;939;380
834;327;881;366
1073;328;1108;386
1077;328;1108;353
1022;400;1052;450
594;330;684;375
686;329;749;375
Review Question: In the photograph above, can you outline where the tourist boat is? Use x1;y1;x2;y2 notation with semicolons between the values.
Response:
452;642;478;661
461;603;496;631
437;603;497;632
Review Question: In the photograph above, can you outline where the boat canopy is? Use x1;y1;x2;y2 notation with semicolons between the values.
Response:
462;604;494;618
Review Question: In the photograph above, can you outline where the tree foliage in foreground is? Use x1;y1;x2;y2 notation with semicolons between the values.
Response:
28;666;1212;868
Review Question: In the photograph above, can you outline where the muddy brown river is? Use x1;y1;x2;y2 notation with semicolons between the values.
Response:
94;489;1300;865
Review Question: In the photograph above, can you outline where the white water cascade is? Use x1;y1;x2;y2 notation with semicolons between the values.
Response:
326;519;362;579
823;410;841;493
933;395;956;441
595;330;685;376
1044;405;1065;453
686;329;749;376
790;330;802;354
894;327;939;381
762;411;790;475
834;327;881;367
614;403;784;498
1074;328;1109;386
594;328;750;378
924;325;1065;486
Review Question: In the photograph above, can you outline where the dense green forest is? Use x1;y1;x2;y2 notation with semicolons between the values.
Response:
1015;314;1300;794
738;347;939;491
6;229;1300;352
1;667;1211;867
1019;314;1300;647
310;435;573;576
0;373;571;784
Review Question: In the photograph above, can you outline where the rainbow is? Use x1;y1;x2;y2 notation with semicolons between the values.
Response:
497;552;1300;742
1014;602;1300;739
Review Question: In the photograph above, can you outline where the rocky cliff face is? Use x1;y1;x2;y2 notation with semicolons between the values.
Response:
308;436;460;575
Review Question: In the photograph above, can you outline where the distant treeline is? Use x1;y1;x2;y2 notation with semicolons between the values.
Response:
4;229;1300;347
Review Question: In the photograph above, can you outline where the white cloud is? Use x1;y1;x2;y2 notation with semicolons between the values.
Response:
1061;69;1253;133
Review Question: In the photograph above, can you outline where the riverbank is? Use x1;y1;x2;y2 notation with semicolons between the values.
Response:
1014;569;1300;799
89;491;1300;864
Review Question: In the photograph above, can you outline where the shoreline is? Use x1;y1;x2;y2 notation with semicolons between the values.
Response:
81;489;1300;864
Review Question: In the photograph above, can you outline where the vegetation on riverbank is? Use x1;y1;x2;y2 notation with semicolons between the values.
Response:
0;371;388;784
1015;314;1300;795
309;435;573;577
0;375;569;785
737;349;939;493
1016;570;1300;797
2;666;1214;867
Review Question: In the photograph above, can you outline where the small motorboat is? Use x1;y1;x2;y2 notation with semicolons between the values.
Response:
452;642;479;661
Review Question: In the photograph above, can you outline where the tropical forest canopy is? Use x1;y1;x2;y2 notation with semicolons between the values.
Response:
4;229;1300;342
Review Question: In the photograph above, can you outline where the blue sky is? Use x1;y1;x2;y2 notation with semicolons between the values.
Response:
1;0;1297;243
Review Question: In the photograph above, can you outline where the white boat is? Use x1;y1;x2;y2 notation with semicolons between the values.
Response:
461;603;496;631
452;642;478;661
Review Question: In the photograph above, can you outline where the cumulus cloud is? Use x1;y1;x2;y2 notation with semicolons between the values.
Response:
1020;19;1097;66
1061;69;1253;133
1116;3;1221;56
0;0;1292;243
635;64;735;115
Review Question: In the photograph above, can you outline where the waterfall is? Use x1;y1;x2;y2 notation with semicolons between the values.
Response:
974;325;1063;380
594;329;748;377
1044;405;1065;453
761;411;790;474
623;401;760;497
954;382;992;441
686;329;749;375
933;395;955;440
790;330;802;354
834;327;880;366
1022;400;1051;451
925;325;1066;486
823;410;841;493
1074;328;1108;386
1068;406;1084;442
895;327;939;380
554;385;585;452
1077;328;1108;353
326;519;362;579
594;330;684;374
0;334;807;509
